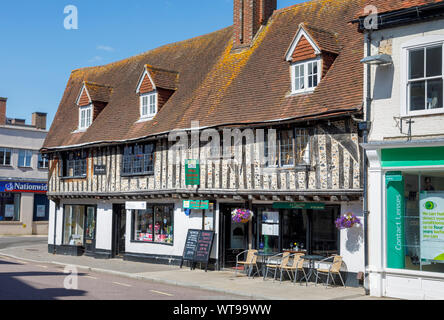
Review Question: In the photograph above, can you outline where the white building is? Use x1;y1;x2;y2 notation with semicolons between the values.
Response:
0;97;49;235
355;2;444;299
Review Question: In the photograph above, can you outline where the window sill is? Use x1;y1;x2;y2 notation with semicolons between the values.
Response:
121;172;154;178
136;116;156;123
288;88;316;97
0;165;12;168
60;176;87;180
130;240;174;246
18;166;33;169
0;221;22;225
401;110;444;119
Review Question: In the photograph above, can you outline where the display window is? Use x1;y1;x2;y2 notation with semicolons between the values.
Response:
133;204;174;244
63;205;86;246
387;171;444;273
0;193;20;221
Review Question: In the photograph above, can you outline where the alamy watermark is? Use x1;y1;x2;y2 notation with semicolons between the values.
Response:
64;5;78;30
63;265;78;290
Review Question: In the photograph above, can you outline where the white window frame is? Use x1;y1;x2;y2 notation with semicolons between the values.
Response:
139;92;158;120
401;35;444;117
290;58;321;95
0;148;12;166
18;149;33;168
78;104;93;131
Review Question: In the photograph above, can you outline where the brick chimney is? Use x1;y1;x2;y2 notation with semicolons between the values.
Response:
0;97;6;125
32;112;47;130
233;0;276;49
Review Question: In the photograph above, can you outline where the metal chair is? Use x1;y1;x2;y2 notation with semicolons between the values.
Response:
235;249;259;278
280;253;309;285
315;255;346;288
263;252;291;282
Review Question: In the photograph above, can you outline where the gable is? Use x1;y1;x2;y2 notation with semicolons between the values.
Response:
139;72;155;94
291;35;318;62
77;86;91;107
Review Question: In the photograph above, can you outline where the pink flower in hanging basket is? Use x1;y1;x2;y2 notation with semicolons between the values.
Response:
335;212;361;230
231;208;254;223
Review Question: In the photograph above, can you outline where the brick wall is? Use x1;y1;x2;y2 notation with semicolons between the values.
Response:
233;0;276;49
0;97;6;125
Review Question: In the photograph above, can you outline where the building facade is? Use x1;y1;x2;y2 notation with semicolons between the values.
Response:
0;97;49;235
44;0;368;287
355;0;444;299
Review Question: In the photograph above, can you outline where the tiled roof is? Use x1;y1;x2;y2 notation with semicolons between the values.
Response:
83;82;113;103
43;0;367;150
354;0;444;18
144;65;179;91
304;24;341;54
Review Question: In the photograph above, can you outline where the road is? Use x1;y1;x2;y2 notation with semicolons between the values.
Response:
0;237;248;300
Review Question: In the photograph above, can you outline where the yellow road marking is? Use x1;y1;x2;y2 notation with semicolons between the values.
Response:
150;290;173;297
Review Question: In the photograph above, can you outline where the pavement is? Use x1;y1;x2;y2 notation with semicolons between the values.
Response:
0;236;394;300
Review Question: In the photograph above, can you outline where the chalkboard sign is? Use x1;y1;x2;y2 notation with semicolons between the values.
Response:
194;231;215;267
180;229;215;271
180;229;201;269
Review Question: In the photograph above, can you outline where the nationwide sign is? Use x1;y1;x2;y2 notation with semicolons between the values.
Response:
0;181;48;194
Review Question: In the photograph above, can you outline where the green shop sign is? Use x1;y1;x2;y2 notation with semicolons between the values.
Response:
382;147;444;167
272;202;325;210
185;159;200;186
183;200;209;210
386;172;405;269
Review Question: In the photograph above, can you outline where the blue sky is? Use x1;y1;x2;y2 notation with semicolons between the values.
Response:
0;0;304;128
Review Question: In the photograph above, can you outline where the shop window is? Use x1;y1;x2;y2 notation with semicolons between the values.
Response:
0;148;12;166
389;172;444;273
63;205;85;246
122;143;155;176
0;193;20;221
188;203;215;231
133;204;173;244
33;194;49;221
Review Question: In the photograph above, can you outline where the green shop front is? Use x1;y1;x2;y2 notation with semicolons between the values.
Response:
367;145;444;299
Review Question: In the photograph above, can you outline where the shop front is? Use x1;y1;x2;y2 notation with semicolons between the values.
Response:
367;145;444;299
0;180;49;235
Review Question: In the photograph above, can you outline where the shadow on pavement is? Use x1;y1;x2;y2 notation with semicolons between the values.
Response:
0;269;87;300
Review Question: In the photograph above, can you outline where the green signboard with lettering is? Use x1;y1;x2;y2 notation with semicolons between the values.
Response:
386;172;405;269
272;202;325;210
183;200;209;210
185;160;200;186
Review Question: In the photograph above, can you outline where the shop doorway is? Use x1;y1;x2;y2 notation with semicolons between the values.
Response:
112;204;127;258
84;206;97;256
219;203;250;269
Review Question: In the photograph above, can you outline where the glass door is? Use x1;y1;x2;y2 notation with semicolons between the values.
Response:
84;206;96;255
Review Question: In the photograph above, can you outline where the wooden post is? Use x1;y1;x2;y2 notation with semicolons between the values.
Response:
248;199;253;250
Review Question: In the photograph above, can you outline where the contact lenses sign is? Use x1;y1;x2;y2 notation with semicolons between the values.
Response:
420;192;444;261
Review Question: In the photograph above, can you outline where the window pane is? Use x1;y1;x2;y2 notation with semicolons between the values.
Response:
25;151;32;167
134;207;153;242
18;150;25;167
0;193;21;222
63;205;85;246
295;129;310;165
279;130;294;167
427;79;443;109
409;49;425;80
150;94;156;114
426;46;442;78
0;149;4;165
154;206;173;244
5;149;11;165
410;81;426;111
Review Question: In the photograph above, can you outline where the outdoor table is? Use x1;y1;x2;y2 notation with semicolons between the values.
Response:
253;251;278;278
301;255;325;282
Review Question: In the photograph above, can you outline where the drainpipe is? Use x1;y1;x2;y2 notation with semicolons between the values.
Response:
362;30;372;295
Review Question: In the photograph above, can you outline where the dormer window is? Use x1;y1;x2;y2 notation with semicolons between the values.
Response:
136;64;179;122
140;92;157;120
291;58;321;94
79;104;93;130
285;23;340;96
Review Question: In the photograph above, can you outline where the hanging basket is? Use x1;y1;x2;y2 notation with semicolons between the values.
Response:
231;208;254;224
335;212;361;230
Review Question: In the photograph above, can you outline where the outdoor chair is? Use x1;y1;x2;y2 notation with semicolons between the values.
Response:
315;255;346;288
235;249;259;278
280;253;309;285
263;252;291;282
